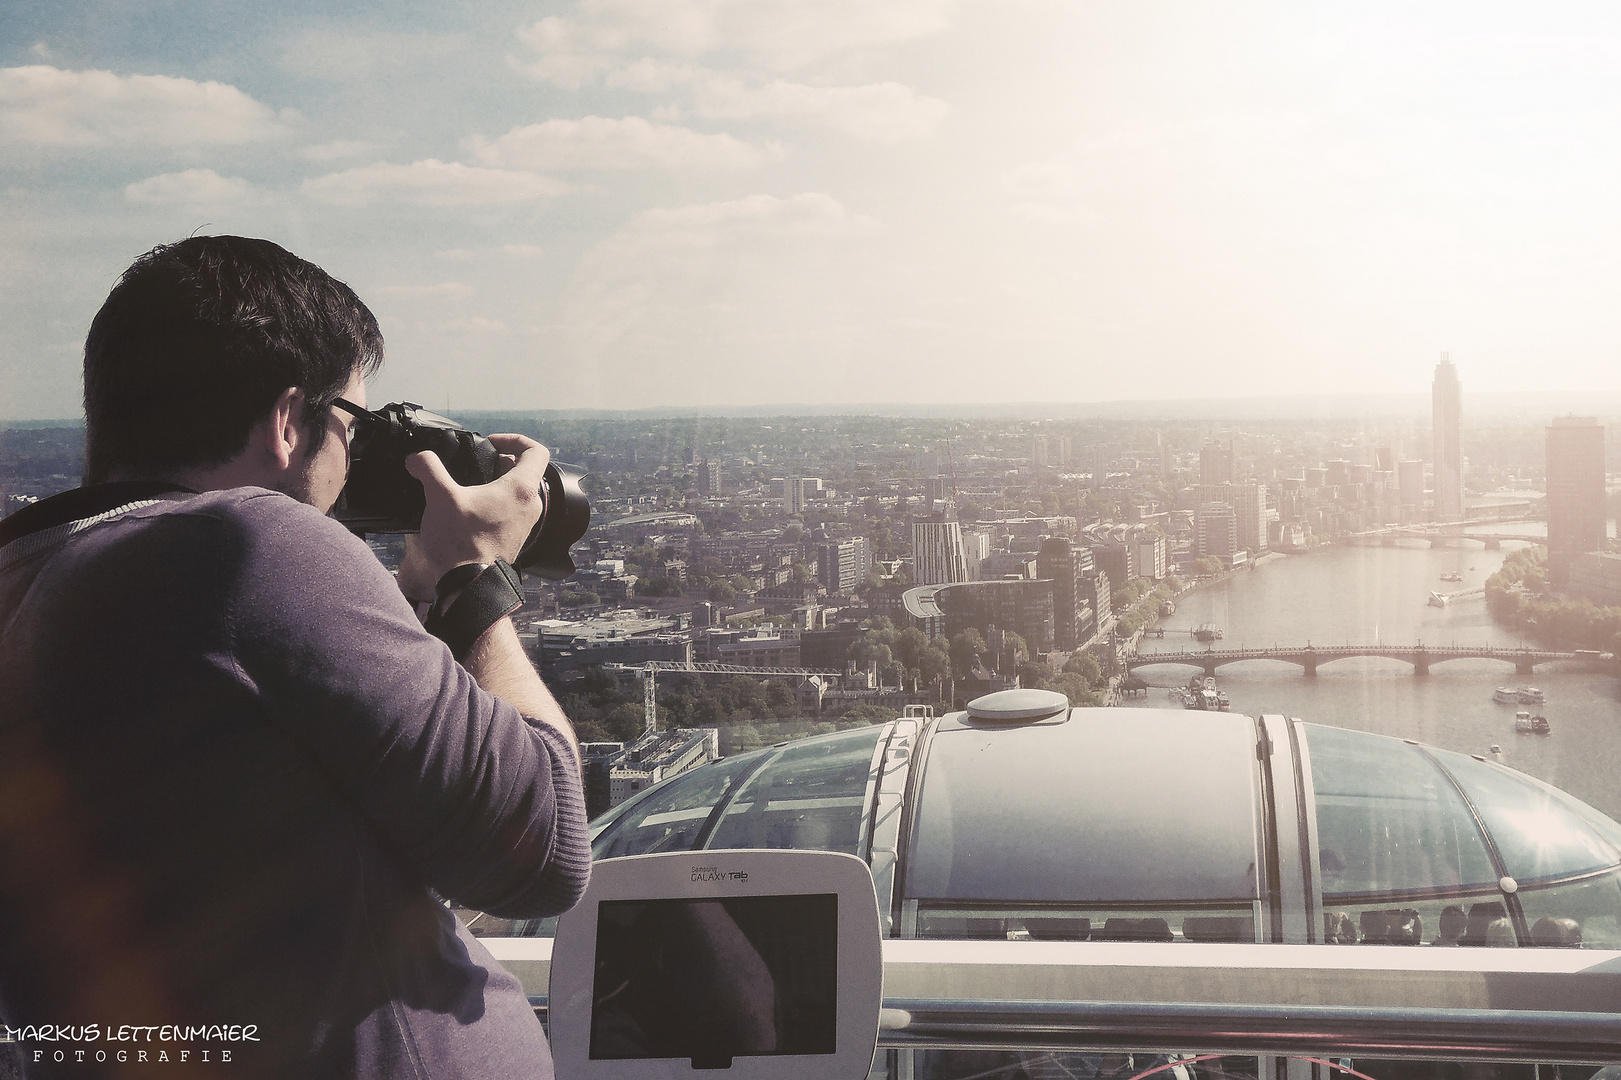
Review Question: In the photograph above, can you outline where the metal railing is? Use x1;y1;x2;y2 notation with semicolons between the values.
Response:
496;938;1621;1063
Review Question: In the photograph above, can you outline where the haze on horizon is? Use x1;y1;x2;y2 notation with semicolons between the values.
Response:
5;1;1621;421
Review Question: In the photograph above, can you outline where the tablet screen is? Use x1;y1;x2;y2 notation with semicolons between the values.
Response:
589;894;839;1067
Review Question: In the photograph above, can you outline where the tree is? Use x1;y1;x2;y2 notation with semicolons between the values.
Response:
950;628;990;675
839;703;898;725
1017;661;1052;689
1052;673;1102;707
916;641;952;687
998;631;1029;671
895;627;930;672
708;580;737;602
605;703;647;741
1062;650;1104;689
635;576;682;597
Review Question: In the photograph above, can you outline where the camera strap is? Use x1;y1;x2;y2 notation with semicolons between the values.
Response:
424;558;524;663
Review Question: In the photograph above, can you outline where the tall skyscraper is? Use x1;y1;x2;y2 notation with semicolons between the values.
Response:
912;513;969;585
1200;441;1234;487
1546;416;1607;587
1432;355;1464;521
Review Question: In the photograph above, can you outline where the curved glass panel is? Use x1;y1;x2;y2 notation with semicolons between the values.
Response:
1305;724;1497;900
705;726;885;855
907;711;1261;904
915;904;1256;943
1430;749;1621;886
1516;869;1621;949
592;750;765;860
1318;894;1508;947
1514;772;1621;857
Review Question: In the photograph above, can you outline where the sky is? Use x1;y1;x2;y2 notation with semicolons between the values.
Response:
6;1;1621;419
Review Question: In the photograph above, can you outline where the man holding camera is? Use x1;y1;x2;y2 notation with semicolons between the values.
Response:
0;236;589;1077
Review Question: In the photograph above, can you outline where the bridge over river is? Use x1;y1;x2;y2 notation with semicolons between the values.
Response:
1345;517;1544;549
1128;643;1612;676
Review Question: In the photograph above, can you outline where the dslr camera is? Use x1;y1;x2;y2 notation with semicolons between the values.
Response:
331;400;590;580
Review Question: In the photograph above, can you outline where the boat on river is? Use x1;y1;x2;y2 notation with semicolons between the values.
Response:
1494;687;1520;704
1194;623;1223;642
1515;711;1551;735
1440;571;1463;582
1518;686;1544;704
1181;675;1230;711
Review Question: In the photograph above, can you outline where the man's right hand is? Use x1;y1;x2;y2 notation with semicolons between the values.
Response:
396;433;549;602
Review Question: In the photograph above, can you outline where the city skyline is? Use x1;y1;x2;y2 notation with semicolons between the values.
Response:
9;3;1621;420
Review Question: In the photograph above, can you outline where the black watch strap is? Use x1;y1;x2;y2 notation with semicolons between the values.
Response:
424;558;524;662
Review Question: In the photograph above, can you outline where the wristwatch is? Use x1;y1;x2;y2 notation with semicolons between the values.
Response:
423;558;525;662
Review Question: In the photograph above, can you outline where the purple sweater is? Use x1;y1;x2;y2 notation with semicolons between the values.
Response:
0;485;589;1078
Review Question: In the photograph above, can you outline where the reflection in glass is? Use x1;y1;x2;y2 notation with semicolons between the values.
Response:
908;712;1260;905
1431;749;1621;886
591;895;837;1066
1516;870;1621;949
1307;725;1498;899
592;751;763;860
705;727;883;854
916;906;1255;943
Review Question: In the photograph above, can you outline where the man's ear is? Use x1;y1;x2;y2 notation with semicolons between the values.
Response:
263;386;306;472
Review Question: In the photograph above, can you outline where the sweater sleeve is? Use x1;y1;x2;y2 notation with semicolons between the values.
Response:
217;490;590;918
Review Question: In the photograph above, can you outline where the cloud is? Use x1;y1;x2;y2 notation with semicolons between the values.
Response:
468;115;773;171
301;159;566;206
558;192;879;383
619;191;875;240
124;168;267;206
0;65;292;147
643;69;949;141
300;139;380;162
518;0;954;84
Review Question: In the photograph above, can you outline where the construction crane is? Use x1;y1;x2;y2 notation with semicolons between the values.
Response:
601;661;845;733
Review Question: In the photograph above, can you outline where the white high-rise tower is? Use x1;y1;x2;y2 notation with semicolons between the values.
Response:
1431;355;1463;521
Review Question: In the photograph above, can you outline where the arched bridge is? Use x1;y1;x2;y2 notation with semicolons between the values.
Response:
1128;644;1611;676
1346;519;1544;550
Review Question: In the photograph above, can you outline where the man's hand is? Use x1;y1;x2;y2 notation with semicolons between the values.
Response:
394;431;579;757
396;433;549;601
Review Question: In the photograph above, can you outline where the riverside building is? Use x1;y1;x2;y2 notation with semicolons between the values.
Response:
1547;416;1608;588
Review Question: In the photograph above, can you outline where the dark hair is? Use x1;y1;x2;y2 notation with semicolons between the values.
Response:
83;236;384;484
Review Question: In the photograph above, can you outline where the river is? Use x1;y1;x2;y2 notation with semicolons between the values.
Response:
1126;527;1621;820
